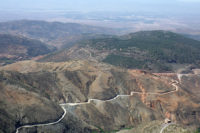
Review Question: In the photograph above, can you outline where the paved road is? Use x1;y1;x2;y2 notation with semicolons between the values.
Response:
66;78;179;106
16;106;67;133
160;123;175;133
16;75;180;133
177;73;195;83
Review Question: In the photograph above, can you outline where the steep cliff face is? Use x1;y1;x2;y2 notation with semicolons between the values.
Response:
0;61;200;132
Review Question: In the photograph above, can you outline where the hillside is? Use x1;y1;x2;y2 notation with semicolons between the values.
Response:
88;30;200;71
0;20;116;48
0;60;200;133
117;121;196;133
0;34;55;65
40;30;200;72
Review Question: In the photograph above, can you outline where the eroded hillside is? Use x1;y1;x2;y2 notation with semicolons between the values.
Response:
0;60;200;133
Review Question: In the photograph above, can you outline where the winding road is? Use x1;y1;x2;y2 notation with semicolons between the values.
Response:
16;106;67;133
15;74;181;133
160;123;175;133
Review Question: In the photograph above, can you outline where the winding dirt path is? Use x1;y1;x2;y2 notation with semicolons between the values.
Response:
16;74;180;133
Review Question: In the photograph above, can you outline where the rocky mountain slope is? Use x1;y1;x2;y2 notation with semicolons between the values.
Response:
0;71;63;133
0;60;199;133
40;31;200;72
0;20;116;48
117;121;195;133
0;34;55;66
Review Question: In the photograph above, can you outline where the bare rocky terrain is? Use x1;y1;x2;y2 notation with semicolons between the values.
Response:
0;60;200;133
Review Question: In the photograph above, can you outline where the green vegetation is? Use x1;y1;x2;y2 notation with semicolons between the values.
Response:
84;30;200;71
92;126;132;133
194;128;200;133
0;57;15;65
103;54;145;68
0;34;55;65
0;34;55;57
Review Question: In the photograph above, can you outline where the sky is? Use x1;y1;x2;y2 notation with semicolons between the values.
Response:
0;0;200;14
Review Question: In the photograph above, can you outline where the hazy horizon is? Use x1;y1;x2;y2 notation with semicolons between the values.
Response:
1;0;200;36
0;0;200;15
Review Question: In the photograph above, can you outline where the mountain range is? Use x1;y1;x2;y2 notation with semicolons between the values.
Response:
40;30;200;72
0;20;200;133
0;34;55;66
0;20;116;48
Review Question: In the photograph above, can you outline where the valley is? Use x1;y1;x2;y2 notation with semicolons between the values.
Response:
0;20;200;133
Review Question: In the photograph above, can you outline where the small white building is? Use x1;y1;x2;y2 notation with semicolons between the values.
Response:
164;118;171;124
